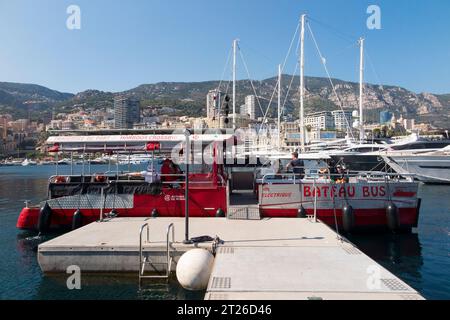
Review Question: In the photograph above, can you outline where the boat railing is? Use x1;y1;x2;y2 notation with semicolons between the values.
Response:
346;171;417;180
259;171;417;184
47;172;227;187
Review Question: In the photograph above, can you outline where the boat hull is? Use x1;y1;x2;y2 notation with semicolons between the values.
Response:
17;187;227;231
257;181;420;231
17;180;420;233
385;155;450;184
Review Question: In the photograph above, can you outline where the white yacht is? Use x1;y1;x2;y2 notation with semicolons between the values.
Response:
383;146;450;184
324;134;450;174
21;159;37;166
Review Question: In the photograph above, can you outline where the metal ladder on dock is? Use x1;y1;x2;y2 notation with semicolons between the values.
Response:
138;222;175;285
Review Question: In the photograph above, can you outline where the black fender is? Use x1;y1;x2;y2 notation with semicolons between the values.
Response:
216;208;225;217
298;205;307;218
342;204;354;233
37;202;52;233
386;202;400;232
72;209;83;230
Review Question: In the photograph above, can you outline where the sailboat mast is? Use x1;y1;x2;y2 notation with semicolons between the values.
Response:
232;39;238;130
359;37;365;143
299;14;306;152
278;64;282;150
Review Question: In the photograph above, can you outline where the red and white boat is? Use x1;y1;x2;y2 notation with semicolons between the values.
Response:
17;132;230;232
253;155;420;232
16;133;421;233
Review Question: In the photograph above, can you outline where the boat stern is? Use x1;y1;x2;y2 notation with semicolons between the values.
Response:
16;206;40;230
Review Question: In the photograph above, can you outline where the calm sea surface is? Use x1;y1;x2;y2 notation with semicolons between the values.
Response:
0;165;449;300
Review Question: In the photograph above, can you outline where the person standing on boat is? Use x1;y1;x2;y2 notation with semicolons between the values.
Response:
142;164;161;183
286;152;304;180
128;163;160;183
160;158;183;188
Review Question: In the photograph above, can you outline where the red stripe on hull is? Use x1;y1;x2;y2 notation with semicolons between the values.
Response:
16;187;227;230
260;207;419;229
16;186;419;231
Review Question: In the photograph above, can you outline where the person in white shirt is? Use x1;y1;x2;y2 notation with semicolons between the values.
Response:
141;167;160;183
128;163;160;184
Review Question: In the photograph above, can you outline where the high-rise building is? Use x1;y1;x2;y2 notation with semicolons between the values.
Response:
206;89;222;120
243;95;265;120
402;118;415;131
114;96;141;129
245;95;256;120
239;104;247;116
241;95;264;120
0;116;8;139
331;110;353;131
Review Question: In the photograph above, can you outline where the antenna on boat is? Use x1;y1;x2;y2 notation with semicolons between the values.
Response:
299;14;306;152
278;64;282;150
232;39;239;130
359;37;365;143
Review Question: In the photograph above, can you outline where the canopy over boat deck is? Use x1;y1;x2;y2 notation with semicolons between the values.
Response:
45;131;237;154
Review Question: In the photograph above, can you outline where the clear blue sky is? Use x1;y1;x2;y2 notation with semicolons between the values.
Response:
0;0;449;94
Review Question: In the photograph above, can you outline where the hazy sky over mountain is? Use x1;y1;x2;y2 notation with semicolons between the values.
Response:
0;0;449;94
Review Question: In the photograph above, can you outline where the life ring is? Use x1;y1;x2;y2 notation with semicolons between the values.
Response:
94;175;107;183
54;176;67;184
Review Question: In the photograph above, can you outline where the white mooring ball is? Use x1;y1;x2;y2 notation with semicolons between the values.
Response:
176;249;215;291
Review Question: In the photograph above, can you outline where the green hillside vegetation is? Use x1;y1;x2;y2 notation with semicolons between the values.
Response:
0;78;448;128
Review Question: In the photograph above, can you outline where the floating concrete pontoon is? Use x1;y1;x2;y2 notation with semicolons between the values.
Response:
37;217;423;300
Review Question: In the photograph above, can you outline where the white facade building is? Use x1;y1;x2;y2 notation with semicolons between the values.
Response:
304;111;334;130
47;120;63;130
331;110;353;131
403;118;415;131
241;95;265;120
245;95;256;120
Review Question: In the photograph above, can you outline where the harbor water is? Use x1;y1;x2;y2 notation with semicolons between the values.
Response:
0;165;449;300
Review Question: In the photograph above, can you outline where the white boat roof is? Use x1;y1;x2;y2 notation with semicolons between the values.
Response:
343;144;389;150
266;153;331;160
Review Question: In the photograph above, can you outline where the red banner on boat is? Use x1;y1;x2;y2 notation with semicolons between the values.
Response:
146;142;161;151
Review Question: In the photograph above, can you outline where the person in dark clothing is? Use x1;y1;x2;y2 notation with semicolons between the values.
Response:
286;152;304;180
335;164;349;183
328;158;338;181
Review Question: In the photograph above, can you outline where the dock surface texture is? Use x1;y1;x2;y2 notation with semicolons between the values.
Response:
38;217;424;300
